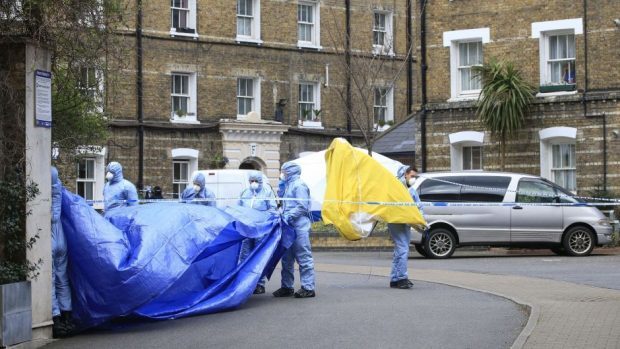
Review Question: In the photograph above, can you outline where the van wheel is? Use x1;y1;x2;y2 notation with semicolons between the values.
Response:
562;226;595;256
424;228;456;259
413;244;428;257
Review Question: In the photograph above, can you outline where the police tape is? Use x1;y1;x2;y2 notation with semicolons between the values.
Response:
84;197;620;207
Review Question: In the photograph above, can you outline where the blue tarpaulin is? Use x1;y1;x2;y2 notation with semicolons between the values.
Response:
61;189;294;329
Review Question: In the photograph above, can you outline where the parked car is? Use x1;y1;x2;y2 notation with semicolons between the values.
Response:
194;169;273;209
411;172;614;258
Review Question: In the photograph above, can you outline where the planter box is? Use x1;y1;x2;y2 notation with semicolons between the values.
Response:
0;281;32;347
539;84;576;93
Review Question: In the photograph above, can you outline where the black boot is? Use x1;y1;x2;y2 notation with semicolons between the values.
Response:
253;285;265;295
294;288;315;298
52;316;69;339
60;311;75;336
272;287;294;297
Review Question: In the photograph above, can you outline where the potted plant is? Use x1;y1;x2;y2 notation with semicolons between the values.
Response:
209;153;228;169
312;109;322;122
0;174;40;347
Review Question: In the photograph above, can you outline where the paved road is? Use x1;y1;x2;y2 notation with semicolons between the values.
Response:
316;249;620;290
45;268;525;349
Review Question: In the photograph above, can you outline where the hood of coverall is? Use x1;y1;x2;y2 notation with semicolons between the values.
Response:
281;162;301;183
249;170;263;191
193;172;206;189
106;162;124;184
396;165;411;185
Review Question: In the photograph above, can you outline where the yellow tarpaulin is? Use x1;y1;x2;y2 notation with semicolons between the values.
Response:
322;138;426;241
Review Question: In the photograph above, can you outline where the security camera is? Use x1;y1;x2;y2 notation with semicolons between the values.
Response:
614;18;620;27
613;129;620;138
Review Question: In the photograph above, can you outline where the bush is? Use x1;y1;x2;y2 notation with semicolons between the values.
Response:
0;172;41;285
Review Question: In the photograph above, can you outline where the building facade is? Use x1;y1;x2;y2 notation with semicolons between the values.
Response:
414;0;620;195
61;0;415;203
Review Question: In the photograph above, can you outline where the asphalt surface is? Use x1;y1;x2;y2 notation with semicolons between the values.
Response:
316;249;620;290
44;268;526;349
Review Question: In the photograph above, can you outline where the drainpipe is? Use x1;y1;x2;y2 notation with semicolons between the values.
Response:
582;0;607;190
406;0;413;115
345;0;352;142
136;0;144;190
419;0;428;172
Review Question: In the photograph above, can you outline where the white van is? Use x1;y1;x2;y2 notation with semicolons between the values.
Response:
194;169;272;209
411;172;614;258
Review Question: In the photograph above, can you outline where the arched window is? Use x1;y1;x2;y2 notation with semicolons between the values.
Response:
449;131;484;171
539;127;577;191
171;148;199;198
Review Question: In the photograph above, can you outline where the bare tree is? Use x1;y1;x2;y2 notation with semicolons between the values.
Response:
1;0;130;159
324;6;413;155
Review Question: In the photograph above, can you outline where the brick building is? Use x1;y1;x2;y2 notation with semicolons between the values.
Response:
412;0;620;195
62;0;415;205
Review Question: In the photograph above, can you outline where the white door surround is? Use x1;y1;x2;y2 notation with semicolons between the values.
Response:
219;118;288;186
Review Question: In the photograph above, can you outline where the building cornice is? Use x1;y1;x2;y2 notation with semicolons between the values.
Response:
425;90;620;111
113;29;414;62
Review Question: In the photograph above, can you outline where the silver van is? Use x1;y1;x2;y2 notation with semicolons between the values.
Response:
411;172;614;258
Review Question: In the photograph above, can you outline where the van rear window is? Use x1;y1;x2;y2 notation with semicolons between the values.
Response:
418;176;464;202
460;176;511;202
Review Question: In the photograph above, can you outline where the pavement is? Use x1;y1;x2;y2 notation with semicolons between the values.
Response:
42;271;525;349
315;249;620;349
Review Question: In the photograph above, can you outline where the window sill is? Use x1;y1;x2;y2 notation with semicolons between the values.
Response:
297;42;323;50
539;84;576;93
375;124;392;132
170;29;199;39
236;37;263;45
447;95;479;103
170;118;200;124
536;90;578;98
372;46;395;57
298;121;323;129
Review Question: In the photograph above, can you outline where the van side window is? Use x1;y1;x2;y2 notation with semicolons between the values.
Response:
516;179;556;203
418;176;464;202
461;176;511;202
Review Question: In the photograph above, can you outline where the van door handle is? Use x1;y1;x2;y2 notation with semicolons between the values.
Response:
512;205;523;210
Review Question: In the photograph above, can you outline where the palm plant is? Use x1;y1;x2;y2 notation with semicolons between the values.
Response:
473;59;535;170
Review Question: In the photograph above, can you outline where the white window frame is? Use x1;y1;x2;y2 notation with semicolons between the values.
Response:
456;40;483;96
550;143;576;192
373;86;394;131
79;66;105;112
77;158;96;201
236;0;262;44
372;11;394;56
170;72;198;124
462;145;483;171
237;77;261;120
539;127;577;192
298;81;322;129
172;148;199;199
532;18;582;96
449;131;485;171
75;146;106;210
443;28;490;102
297;1;321;50
172;160;190;199
170;0;198;38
